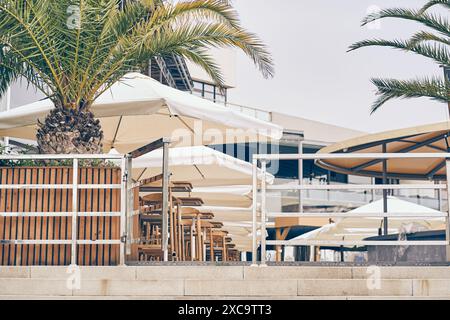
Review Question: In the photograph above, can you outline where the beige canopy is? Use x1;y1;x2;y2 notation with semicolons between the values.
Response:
217;222;274;252
0;73;283;153
317;122;450;180
201;206;253;223
178;186;252;208
133;146;274;187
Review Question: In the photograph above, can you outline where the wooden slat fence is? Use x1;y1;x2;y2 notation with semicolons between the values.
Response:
0;167;121;266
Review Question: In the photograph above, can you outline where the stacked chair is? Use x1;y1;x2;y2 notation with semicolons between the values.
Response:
132;175;236;262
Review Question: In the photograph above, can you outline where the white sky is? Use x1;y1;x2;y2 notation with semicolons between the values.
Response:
228;0;449;133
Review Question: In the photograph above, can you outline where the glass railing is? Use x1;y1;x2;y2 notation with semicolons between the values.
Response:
268;178;443;212
192;91;272;122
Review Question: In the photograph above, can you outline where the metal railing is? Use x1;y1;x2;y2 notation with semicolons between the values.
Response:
252;153;450;266
0;153;129;266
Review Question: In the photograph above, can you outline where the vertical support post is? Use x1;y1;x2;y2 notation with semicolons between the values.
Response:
126;156;133;256
445;160;450;262
382;144;388;236
260;160;267;266
210;229;214;262
436;181;442;212
251;156;258;266
161;140;170;261
177;205;183;261
203;229;207;261
173;200;179;259
223;235;227;262
119;156;127;266
190;224;195;261
275;228;281;262
196;216;203;261
169;188;175;260
71;158;79;265
371;178;375;202
181;224;186;261
298;141;303;214
442;66;450;259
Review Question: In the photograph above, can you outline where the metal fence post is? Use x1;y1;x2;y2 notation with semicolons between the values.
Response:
446;160;450;262
251;157;258;266
126;155;133;256
260;160;267;267
382;143;389;235
298;141;303;214
162;140;170;262
119;156;127;266
71;158;79;265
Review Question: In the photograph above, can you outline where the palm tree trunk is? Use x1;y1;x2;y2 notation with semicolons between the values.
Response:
36;105;104;154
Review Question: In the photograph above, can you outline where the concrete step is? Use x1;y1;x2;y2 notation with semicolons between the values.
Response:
0;278;449;298
3;266;450;280
1;266;450;298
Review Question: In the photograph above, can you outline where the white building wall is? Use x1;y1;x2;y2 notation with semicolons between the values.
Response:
9;80;44;109
185;47;237;88
0;95;7;112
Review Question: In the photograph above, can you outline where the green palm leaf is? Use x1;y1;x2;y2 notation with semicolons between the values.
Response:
349;39;449;66
351;1;450;113
370;77;449;113
0;0;274;154
419;0;450;14
361;8;449;38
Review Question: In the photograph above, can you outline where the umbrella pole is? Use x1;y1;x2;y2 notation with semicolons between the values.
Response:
251;157;258;266
162;140;170;261
382;143;388;236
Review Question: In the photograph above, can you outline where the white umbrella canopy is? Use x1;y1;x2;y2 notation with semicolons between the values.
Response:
179;186;252;208
0;73;283;153
295;197;446;243
223;223;273;252
133;146;274;187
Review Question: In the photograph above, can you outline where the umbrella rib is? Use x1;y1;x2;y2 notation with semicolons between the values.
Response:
137;168;147;181
193;165;206;179
176;115;195;134
111;116;123;148
352;133;449;173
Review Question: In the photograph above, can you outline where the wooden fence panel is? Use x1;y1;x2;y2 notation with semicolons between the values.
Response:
0;166;121;266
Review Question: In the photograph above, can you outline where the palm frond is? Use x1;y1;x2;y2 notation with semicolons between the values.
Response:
408;30;450;46
349;39;449;66
0;0;273;111
419;0;450;14
172;47;225;88
0;0;65;101
89;6;273;94
370;77;449;113
361;8;450;38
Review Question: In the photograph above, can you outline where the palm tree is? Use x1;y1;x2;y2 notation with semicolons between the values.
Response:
349;0;449;114
0;0;274;154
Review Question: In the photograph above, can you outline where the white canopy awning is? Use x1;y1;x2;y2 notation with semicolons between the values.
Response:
0;73;283;153
133;146;274;187
200;206;253;223
180;186;252;208
295;197;446;243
